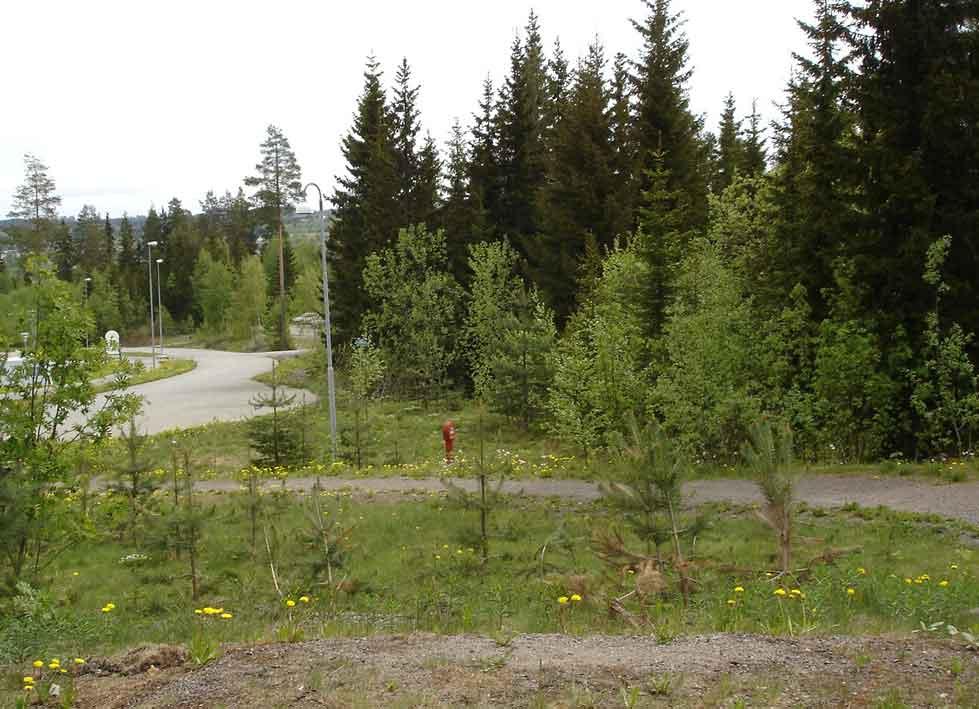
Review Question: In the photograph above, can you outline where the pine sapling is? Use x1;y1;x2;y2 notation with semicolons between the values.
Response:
741;419;798;575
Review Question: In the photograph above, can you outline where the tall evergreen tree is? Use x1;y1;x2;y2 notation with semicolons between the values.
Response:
391;58;437;228
534;40;618;323
630;0;708;233
771;0;856;322
715;92;743;193
117;214;139;301
7;153;61;254
103;214;115;270
75;205;105;273
441;120;479;284
607;52;637;240
496;12;550;250
468;77;501;243
245;124;303;349
742;99;768;177
843;0;979;340
51;219;74;281
330;56;400;342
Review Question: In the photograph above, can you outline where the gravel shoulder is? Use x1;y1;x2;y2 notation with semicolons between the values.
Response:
73;633;979;708
193;474;979;526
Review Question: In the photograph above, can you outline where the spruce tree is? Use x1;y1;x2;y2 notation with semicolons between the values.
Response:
842;0;979;340
330;56;400;343
771;0;855;322
51;219;75;281
468;77;501;242
75;205;105;273
715;92;743;193
607;52;637;240
534;40;617;324
742;99;768;177
103;214;115;270
441;120;479;284
629;0;708;233
496;12;549;250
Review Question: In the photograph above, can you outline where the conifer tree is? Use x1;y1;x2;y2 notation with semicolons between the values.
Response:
51;220;74;281
715;92;743;193
496;12;550;249
468;77;501;242
245;124;303;349
630;0;708;233
7;153;61;254
842;0;979;340
441;120;479;284
771;0;854;322
75;205;105;272
742;99;767;177
391;58;438;227
534;40;617;323
331;56;400;343
103;214;115;270
607;53;637;239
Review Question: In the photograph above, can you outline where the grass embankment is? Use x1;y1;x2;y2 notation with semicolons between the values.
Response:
0;490;976;678
91;357;196;394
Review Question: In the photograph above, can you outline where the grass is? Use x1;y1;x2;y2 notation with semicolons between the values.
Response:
0;488;976;676
92;357;196;394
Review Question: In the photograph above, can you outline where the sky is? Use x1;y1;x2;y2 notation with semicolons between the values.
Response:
0;0;814;219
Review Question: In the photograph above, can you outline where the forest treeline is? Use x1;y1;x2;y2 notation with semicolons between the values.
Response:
2;0;978;462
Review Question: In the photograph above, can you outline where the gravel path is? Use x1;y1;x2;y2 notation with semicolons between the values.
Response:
193;473;979;525
76;633;977;708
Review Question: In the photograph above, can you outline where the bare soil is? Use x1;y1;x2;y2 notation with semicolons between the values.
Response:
71;633;978;708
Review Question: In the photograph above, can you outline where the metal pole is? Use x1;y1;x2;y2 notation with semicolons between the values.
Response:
156;258;165;359
303;182;338;460
147;240;158;369
83;277;92;347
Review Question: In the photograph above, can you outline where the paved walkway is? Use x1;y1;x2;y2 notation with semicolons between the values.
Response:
195;474;979;526
68;347;313;435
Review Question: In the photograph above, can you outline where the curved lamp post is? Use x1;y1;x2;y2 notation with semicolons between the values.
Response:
302;182;338;460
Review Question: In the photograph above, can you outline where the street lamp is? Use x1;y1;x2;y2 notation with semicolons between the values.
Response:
302;182;338;461
83;277;92;347
156;258;165;359
146;240;158;369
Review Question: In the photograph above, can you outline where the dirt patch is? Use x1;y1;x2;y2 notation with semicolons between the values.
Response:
71;633;978;708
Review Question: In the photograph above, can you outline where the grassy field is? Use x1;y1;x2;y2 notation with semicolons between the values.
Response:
1;489;976;672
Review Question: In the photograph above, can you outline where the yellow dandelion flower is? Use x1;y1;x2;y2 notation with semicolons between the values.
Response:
22;677;34;684
32;660;43;668
286;599;296;608
733;586;745;593
857;567;866;575
74;658;85;665
726;599;736;606
951;564;959;570
774;588;787;596
435;554;441;560
558;596;569;604
920;574;930;581
846;588;856;596
570;594;582;602
299;596;310;603
790;589;802;596
59;669;67;674
194;609;203;615
72;571;79;577
23;685;33;692
48;663;59;670
220;612;233;619
939;580;949;587
106;603;116;610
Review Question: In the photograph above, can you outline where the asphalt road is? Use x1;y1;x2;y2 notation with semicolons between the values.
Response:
70;347;314;436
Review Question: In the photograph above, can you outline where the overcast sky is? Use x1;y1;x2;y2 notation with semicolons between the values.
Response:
0;0;813;219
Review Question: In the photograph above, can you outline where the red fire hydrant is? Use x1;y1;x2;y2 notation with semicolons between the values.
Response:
442;420;456;463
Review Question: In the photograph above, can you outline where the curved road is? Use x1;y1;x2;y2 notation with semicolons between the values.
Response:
76;347;315;436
